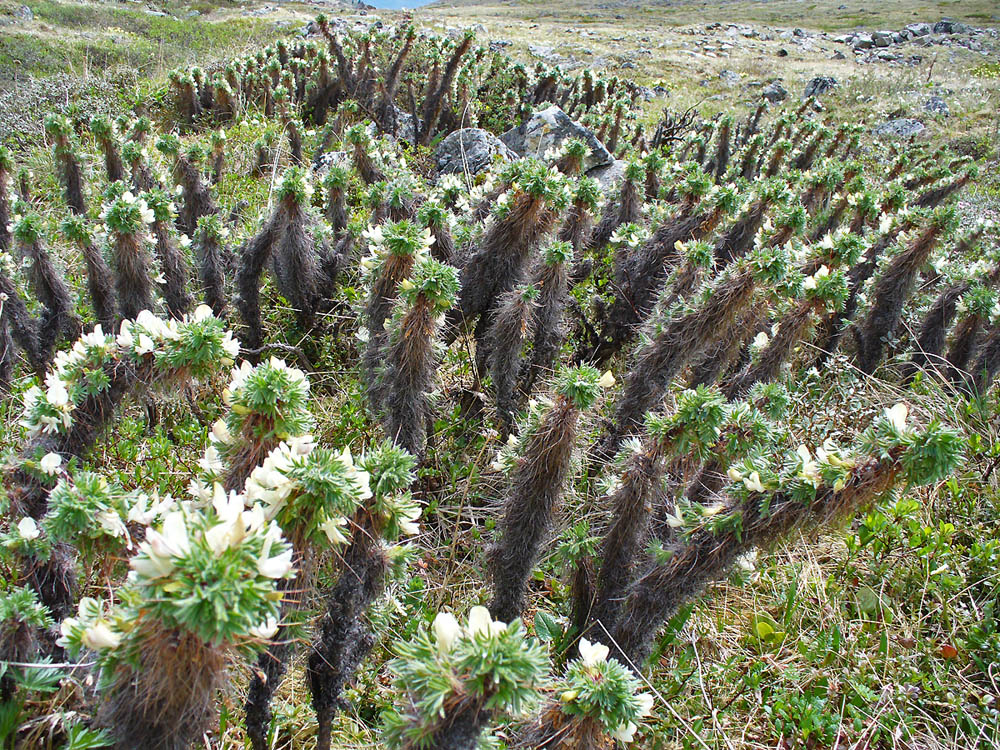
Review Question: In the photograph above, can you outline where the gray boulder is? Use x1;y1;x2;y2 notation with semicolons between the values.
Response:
873;30;893;47
873;119;926;138
762;81;788;103
934;18;963;34
906;22;932;37
434;128;518;175
586;159;627;191
924;96;949;116
804;76;837;98
500;105;613;172
852;32;874;49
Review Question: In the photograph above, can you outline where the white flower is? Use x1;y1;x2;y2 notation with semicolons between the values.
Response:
598;370;616;388
117;321;134;349
46;377;69;408
399;504;421;536
742;471;765;493
803;275;817;291
257;523;293;579
96;509;128;539
198;445;224;474
727;466;743;482
82;621;121;650
885;402;908;432
193;304;214;322
815;265;830;279
210;419;232;444
578;637;609;666
635;692;654;717
611;721;638;742
39;452;62;475
433;611;462;655
17;517;40;540
466;605;505;637
796;445;821;487
752;331;769;349
249;616;279;640
222;332;240;359
319;515;349;545
135;333;156;355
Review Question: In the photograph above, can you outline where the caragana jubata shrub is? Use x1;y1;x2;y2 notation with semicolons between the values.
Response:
1;15;996;749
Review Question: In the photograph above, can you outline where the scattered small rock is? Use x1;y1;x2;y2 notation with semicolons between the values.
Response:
719;69;741;86
776;48;789;57
873;119;926;138
14;4;33;21
804;76;837;98
762;81;788;103
924;96;949;116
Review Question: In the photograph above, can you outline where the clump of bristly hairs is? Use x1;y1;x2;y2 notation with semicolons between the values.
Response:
590;242;791;467
90;116;125;184
381;605;548;750
57;497;295;750
448;160;570;361
416;199;456;266
902;225;992;383
489;366;606;623
583;387;726;634
489;284;538;438
236;166;328;356
155;135;218;238
0;587;54;701
376;257;459;458
12;212;81;363
558;177;601;282
854;206;958;375
44;114;87;216
121;140;156;193
609;407;963;666
104;190;157;321
237;435;374;750
345;123;386;184
591;175;741;366
193;213;229;318
322;163;351;239
60;215;120;331
218;357;314;492
308;440;418;750
362;219;435;412
209;128;226;185
586;159;643;260
143;187;193;319
520;240;573;399
0;145;13;251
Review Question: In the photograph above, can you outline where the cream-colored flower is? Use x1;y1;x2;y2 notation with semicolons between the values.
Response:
433;611;462;655
17;517;40;540
598;370;616;388
578;637;609;666
611;721;638;742
467;606;497;637
249;616;279;640
752;331;769;349
885;402;908;432
82;621;121;650
635;692;654;717
742;471;765;493
39;452;62;475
